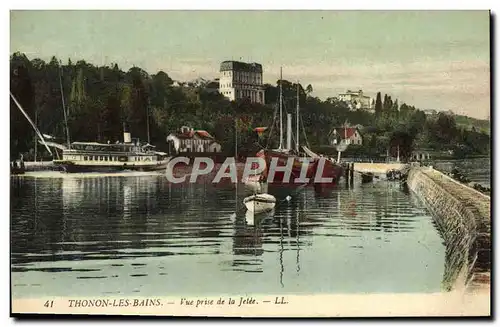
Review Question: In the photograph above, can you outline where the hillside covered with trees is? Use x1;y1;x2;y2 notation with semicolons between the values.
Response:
10;52;490;161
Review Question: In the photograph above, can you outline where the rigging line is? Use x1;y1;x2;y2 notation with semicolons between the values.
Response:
300;114;311;148
58;60;71;148
10;92;53;156
279;67;283;150
265;99;279;149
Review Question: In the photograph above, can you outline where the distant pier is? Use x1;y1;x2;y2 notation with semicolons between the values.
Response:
353;162;407;174
341;162;409;184
23;161;57;172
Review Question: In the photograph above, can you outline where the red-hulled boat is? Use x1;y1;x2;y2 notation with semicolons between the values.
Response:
256;149;315;183
256;148;343;185
255;68;343;186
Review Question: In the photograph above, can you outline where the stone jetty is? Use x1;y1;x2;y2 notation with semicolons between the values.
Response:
406;167;491;292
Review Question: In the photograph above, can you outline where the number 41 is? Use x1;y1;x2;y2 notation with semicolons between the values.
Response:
44;300;54;308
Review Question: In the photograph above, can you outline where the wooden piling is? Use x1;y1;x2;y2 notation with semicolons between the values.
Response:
349;163;354;184
344;162;350;185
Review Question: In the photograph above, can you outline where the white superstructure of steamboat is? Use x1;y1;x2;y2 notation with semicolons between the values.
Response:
51;129;170;173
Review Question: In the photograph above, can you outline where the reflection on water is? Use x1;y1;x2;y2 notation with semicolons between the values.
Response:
12;172;446;297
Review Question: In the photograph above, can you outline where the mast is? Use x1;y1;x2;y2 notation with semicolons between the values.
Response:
279;67;283;150
58;60;70;149
146;98;151;144
34;106;37;162
296;82;299;153
235;118;238;160
286;113;292;150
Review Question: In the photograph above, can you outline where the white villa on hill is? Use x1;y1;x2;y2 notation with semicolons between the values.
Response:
338;89;374;111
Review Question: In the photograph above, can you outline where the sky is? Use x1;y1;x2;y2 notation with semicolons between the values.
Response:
10;10;490;119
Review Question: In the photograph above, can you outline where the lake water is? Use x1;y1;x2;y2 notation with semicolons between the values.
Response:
432;157;491;188
11;169;450;299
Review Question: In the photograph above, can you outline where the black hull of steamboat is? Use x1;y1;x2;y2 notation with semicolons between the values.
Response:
56;161;169;173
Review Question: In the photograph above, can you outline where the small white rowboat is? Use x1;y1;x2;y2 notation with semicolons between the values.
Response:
243;193;276;214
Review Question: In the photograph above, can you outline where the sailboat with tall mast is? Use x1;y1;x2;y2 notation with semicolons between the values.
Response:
256;68;343;185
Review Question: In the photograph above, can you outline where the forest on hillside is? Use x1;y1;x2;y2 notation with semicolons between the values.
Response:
10;52;490;161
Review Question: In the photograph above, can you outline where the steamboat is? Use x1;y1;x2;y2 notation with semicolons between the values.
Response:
52;128;170;173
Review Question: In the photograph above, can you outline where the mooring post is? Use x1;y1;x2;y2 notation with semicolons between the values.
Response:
349;163;354;185
344;162;350;185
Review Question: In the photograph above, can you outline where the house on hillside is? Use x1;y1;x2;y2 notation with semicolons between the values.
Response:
411;149;432;161
423;109;437;116
328;126;363;146
338;89;374;111
166;126;222;154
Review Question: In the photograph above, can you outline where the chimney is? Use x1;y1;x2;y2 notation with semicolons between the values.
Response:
286;113;292;150
123;122;132;143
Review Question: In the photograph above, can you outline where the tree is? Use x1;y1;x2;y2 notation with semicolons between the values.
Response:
383;95;393;111
375;92;382;115
263;83;278;105
305;84;313;95
10;54;35;160
9;52;490;160
399;103;410;120
126;67;150;140
392;99;399;112
389;131;415;160
434;112;458;145
407;110;427;136
100;92;122;142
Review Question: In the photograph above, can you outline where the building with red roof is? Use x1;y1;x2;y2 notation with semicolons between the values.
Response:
167;126;222;153
329;126;363;146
